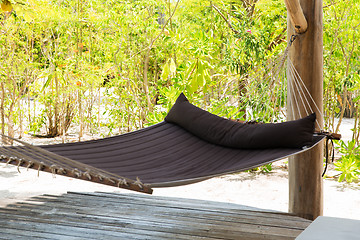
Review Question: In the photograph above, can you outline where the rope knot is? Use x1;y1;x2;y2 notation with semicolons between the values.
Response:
72;168;82;178
26;161;34;170
17;158;24;173
106;178;116;184
58;167;66;175
97;174;106;181
50;164;58;178
6;157;14;166
118;178;129;187
38;162;45;177
134;177;144;189
84;171;92;180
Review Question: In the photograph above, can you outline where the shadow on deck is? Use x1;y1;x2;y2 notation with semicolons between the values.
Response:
0;192;311;239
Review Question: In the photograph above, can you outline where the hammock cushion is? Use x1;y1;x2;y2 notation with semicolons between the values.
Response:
165;93;315;149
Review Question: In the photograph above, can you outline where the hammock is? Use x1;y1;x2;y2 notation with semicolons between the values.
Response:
0;37;338;195
0;93;327;195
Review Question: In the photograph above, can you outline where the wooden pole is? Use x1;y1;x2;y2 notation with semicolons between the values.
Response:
286;0;324;220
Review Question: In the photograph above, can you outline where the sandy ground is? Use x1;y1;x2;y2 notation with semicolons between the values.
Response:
1;117;359;220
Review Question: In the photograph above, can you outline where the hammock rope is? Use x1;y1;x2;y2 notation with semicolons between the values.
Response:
210;48;289;122
204;35;324;132
198;36;304;125
289;59;325;125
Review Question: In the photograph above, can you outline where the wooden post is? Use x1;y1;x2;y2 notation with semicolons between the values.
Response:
286;0;324;220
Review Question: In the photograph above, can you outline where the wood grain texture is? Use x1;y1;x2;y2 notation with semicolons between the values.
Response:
0;192;311;239
287;0;324;220
284;0;308;33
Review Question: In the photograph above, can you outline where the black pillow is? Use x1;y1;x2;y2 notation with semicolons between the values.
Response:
165;93;315;149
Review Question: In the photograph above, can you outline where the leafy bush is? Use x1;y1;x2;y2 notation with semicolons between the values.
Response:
334;140;360;183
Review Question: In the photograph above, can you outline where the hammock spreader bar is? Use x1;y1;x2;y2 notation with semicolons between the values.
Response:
0;134;152;194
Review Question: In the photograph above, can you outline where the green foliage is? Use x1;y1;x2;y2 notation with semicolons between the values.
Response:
334;140;360;183
322;1;360;182
323;0;360;133
247;163;273;173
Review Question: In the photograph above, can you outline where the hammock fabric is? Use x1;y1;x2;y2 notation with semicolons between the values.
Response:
0;94;326;194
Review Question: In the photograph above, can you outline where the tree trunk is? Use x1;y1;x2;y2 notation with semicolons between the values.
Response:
1;82;5;136
7;104;15;144
143;48;153;111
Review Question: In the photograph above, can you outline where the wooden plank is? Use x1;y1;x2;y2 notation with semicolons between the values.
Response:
0;211;222;240
0;228;75;240
5;205;307;235
0;204;304;240
19;193;309;230
0;192;310;239
0;214;177;240
287;0;324;220
0;233;48;240
21;193;310;229
0;211;297;240
0;204;214;240
96;192;270;211
0;234;40;240
23;194;303;227
95;191;285;214
57;192;276;214
69;192;310;222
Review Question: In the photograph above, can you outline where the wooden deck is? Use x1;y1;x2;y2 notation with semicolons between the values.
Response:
0;192;311;239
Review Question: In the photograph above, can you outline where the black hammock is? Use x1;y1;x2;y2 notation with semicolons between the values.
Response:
0;94;327;194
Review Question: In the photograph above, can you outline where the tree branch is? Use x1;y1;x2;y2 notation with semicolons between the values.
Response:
129;0;180;59
149;0;180;50
211;4;240;35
